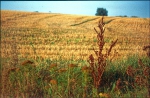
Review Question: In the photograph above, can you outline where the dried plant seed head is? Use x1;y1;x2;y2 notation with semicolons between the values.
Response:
135;76;145;86
58;68;67;73
143;67;150;77
81;66;91;73
7;68;16;74
21;60;34;66
50;79;57;85
49;63;57;69
143;45;150;50
143;45;150;58
68;64;78;68
126;66;135;77
89;54;94;63
124;81;129;85
115;78;122;91
15;68;20;72
138;59;145;67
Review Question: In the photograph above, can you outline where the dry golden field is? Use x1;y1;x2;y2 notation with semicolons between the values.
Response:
1;10;150;61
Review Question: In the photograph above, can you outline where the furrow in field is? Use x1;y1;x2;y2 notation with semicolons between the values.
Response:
32;14;61;27
70;17;100;26
1;11;39;25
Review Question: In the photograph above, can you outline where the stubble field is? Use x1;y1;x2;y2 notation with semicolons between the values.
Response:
1;10;150;98
1;10;149;61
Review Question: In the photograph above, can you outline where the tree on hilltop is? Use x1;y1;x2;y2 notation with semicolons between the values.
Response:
95;8;108;16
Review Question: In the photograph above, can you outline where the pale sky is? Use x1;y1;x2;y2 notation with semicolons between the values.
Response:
1;1;150;18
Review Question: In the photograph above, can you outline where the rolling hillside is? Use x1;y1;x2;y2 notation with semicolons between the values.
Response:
1;10;150;61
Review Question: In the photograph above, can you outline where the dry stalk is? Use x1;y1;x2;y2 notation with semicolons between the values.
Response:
115;78;122;91
88;16;118;89
21;60;34;66
143;45;150;58
126;57;150;97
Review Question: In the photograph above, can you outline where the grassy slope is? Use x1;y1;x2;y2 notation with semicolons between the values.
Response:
1;10;150;61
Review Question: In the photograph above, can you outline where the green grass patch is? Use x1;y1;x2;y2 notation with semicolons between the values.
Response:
2;55;149;97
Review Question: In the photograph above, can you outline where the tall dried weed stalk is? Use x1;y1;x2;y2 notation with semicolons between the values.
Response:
88;16;118;89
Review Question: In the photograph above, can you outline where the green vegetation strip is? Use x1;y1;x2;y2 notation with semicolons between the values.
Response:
71;17;99;26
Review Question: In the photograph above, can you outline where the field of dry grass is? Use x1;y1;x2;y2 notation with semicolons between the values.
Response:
1;10;149;61
1;10;150;98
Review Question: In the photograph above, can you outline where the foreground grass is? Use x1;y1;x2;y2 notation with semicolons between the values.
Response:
1;55;150;98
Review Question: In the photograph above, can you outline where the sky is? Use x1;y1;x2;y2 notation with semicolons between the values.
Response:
1;1;150;18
